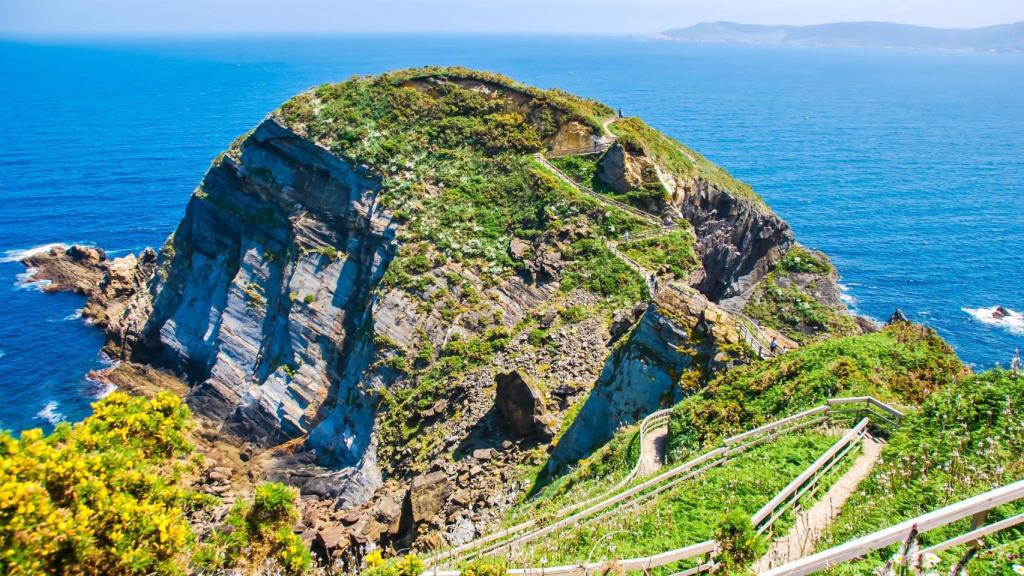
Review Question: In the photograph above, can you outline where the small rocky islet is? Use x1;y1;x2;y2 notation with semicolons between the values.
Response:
15;67;1011;575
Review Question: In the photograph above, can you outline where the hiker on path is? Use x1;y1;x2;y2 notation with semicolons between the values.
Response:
618;108;623;118
770;338;778;355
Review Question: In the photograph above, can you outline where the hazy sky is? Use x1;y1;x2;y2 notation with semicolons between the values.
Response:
1;0;1022;37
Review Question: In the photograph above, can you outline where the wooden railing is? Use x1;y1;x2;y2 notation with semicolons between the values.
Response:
427;397;903;574
546;142;613;158
735;316;785;360
426;408;673;566
759;479;1024;576
752;419;869;533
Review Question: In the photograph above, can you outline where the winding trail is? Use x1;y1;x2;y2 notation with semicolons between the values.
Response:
751;435;885;572
637;423;668;476
601;116;617;138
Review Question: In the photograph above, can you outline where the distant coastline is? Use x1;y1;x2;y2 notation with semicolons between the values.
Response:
659;21;1024;52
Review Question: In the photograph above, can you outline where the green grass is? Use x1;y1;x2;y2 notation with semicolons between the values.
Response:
743;246;857;344
618;229;701;280
498;421;643;528
560;238;649;307
775;245;833;276
609;117;764;208
819;370;1024;576
547;154;619;196
494;432;841;571
667;322;966;460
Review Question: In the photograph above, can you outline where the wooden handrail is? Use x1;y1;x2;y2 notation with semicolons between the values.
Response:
726;406;830;446
546;142;613;158
752;419;868;527
431;397;901;573
759;480;1024;576
429;408;672;564
918;512;1024;556
430;540;716;576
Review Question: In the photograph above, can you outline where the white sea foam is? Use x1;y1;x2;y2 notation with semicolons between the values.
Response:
0;350;5;360
15;267;52;291
963;306;1024;335
837;282;858;306
65;308;84;321
85;373;117;399
0;242;67;264
85;352;120;398
36;401;65;425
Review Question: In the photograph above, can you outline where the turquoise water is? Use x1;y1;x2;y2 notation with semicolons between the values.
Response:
1;36;1022;432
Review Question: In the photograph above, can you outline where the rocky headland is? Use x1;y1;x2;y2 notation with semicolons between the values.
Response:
20;67;863;564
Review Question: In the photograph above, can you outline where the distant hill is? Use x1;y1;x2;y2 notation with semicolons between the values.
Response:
659;21;1024;52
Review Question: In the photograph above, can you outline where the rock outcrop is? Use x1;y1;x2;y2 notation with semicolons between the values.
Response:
598;143;654;193
548;283;748;470
20;245;109;295
675;178;793;310
494;371;555;440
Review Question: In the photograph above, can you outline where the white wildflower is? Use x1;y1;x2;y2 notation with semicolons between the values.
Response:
1013;565;1024;575
923;552;940;568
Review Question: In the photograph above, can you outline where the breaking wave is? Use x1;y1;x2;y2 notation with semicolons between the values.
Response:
0;242;67;263
15;267;52;291
963;306;1024;336
36;401;65;425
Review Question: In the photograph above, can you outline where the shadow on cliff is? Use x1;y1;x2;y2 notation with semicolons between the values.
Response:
534;304;691;492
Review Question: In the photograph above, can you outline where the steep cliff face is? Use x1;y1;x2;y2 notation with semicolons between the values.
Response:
549;283;749;469
118;117;399;503
595;119;794;310
676;177;793;310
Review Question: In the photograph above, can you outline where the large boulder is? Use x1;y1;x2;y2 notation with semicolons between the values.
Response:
495;371;555;440
408;471;451;524
597;143;648;193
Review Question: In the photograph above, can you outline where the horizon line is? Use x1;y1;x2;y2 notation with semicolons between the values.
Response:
2;18;1022;42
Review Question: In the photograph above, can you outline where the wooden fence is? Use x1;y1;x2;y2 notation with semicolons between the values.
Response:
427;408;673;565
759;479;1024;576
545;142;613;158
426;397;903;575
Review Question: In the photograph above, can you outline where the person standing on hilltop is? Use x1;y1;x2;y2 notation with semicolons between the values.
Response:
618;107;623;118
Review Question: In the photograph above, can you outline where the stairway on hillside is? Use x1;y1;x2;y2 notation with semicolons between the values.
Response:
751;435;885;572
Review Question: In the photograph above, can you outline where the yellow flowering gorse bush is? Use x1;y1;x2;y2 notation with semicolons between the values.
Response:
0;392;196;576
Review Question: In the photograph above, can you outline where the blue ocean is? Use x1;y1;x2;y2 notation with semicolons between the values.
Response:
1;36;1022;432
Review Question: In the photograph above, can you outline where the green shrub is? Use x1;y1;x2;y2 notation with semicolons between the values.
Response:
303;293;315;305
667;322;965;458
560;238;647;306
776;245;832;275
560;305;588;324
618;229;700;280
715;510;768;572
361;550;424;576
194;482;311;575
819;370;1024;575
527;327;549;346
461;559;509;576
